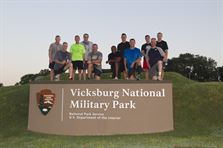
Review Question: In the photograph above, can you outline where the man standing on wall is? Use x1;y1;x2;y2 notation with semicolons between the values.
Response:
156;32;169;79
117;33;130;79
70;35;85;80
141;35;151;80
48;35;63;81
81;33;93;80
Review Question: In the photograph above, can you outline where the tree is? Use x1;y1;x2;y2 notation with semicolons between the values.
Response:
0;83;3;87
16;69;51;85
217;66;223;81
19;74;37;85
166;53;218;81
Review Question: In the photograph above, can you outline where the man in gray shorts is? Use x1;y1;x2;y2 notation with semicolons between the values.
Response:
81;33;93;80
145;38;165;80
54;42;73;81
87;44;103;80
48;35;63;81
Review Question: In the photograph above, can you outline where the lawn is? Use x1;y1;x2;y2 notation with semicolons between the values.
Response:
0;72;223;148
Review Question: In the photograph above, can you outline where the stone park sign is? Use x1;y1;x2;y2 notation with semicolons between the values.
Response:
28;80;173;136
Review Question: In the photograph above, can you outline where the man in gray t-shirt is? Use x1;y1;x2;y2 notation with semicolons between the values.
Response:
48;35;63;80
81;33;93;80
87;44;103;80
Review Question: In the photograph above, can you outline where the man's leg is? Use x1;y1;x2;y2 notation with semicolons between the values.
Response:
145;70;149;80
68;63;73;80
149;64;158;80
54;67;62;81
83;70;86;80
143;59;149;80
83;62;88;80
120;59;127;79
50;69;54;81
161;62;166;80
93;66;102;80
87;63;93;79
157;60;163;80
115;62;119;79
123;70;127;79
135;63;142;80
63;62;73;80
72;61;77;80
127;67;134;80
78;69;82;80
161;69;165;79
49;62;55;81
152;75;157;80
73;70;76;80
95;75;101;80
111;64;115;78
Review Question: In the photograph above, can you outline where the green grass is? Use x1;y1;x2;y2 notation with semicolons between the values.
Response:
0;72;223;148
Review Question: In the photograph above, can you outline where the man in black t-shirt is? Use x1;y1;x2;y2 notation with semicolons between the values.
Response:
141;35;151;80
117;33;130;79
106;46;121;79
157;32;169;79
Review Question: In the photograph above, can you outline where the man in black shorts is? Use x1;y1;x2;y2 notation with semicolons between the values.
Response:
106;46;121;80
48;35;63;81
156;32;169;79
70;35;85;80
117;33;130;79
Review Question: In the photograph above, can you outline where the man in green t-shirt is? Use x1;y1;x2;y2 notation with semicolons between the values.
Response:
70;35;85;80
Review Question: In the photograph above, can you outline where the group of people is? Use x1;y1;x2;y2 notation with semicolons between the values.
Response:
48;33;102;81
48;32;168;81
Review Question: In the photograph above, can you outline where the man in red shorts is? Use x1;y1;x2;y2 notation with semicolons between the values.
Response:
141;35;151;80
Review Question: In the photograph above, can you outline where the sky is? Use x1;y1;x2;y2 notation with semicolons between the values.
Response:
0;0;222;86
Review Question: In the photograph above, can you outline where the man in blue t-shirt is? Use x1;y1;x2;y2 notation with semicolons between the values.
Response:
145;38;165;80
124;39;142;80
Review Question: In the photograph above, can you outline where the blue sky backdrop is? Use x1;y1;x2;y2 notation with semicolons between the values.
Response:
0;0;222;85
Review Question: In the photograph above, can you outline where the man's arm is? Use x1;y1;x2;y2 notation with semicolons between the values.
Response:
157;47;165;57
124;58;128;72
164;50;168;62
106;54;115;64
54;52;66;65
164;42;169;62
145;56;149;67
48;44;53;63
83;53;85;61
131;57;141;68
145;47;151;67
92;59;102;64
55;59;66;65
92;53;103;65
82;46;86;62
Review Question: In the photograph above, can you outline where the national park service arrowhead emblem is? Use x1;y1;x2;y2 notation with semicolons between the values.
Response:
37;89;55;115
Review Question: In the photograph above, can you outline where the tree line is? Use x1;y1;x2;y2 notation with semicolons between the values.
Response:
166;53;223;81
